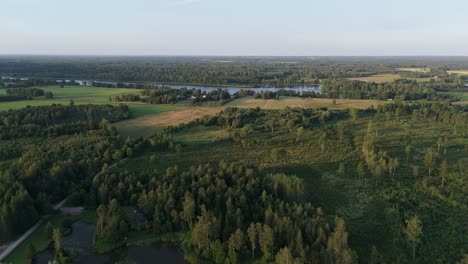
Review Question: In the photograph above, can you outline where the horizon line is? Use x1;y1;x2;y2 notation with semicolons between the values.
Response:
1;54;468;58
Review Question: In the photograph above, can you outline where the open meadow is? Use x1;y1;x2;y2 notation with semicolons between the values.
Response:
114;107;223;139
397;67;430;73
0;86;183;118
447;70;468;75
115;96;385;138
347;74;401;83
225;96;384;109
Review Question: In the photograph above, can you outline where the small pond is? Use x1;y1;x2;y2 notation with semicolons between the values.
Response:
35;221;186;264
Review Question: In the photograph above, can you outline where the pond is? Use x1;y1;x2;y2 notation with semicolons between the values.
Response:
35;221;186;264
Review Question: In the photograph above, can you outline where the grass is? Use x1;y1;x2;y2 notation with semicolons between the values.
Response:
225;96;384;110
347;74;401;83
447;70;468;75
397;67;430;73
173;126;230;145
0;86;181;118
449;92;468;105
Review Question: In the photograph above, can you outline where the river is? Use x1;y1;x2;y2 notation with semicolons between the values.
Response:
35;221;186;264
64;79;322;95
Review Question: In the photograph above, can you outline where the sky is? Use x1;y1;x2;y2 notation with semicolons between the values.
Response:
1;0;468;56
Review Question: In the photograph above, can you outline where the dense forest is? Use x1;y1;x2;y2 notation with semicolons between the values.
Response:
0;104;131;242
0;56;467;264
321;80;456;100
1;56;467;86
85;102;466;263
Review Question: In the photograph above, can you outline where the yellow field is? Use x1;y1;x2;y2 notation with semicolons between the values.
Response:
114;96;384;138
452;101;468;106
397;67;430;73
347;74;400;83
447;70;468;75
114;107;223;139
224;96;383;110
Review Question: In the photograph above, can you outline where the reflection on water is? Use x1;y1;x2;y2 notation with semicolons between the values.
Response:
35;221;185;264
154;83;322;95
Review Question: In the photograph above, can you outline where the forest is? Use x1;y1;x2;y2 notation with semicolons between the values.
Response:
0;56;466;264
1;56;467;86
0;104;131;242
79;102;466;263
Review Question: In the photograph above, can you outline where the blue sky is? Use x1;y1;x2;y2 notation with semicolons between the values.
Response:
1;0;467;55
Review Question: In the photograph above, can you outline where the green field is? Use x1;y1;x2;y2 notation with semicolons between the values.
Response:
0;86;183;118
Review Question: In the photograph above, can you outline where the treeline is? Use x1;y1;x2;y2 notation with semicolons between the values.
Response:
192;107;349;131
0;104;129;139
139;87;232;105
253;89;321;100
0;95;31;102
92;161;357;263
5;56;468;86
6;87;50;98
0;77;57;88
321;79;453;100
0;104;132;242
109;94;141;102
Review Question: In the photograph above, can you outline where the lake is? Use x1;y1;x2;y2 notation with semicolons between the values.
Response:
35;221;186;264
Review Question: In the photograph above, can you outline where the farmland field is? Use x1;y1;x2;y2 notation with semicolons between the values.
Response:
0;86;182;118
114;106;223;138
115;97;385;139
447;70;468;75
347;74;401;83
225;96;384;109
397;67;430;73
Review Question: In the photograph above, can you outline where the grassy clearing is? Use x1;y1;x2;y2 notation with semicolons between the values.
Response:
173;125;230;145
225;96;384;110
449;92;468;100
115;97;384;139
114;107;222;139
447;70;468;75
347;74;401;83
397;67;430;73
0;86;181;118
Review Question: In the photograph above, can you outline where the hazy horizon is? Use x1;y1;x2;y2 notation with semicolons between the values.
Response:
2;0;468;56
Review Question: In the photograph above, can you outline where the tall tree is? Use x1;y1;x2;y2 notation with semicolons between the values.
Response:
182;191;195;229
356;162;365;186
326;217;356;264
52;228;62;256
259;224;274;261
405;215;422;260
275;247;296;264
424;148;435;177
439;159;447;187
227;229;244;263
247;223;258;260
